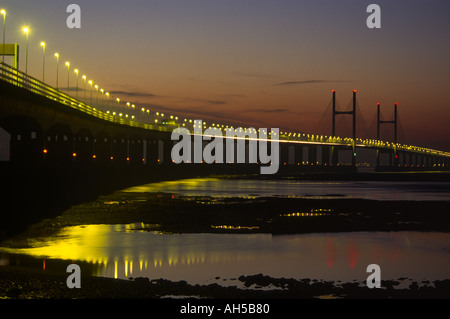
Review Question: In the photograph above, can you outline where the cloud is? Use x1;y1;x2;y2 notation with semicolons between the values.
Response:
242;108;291;114
108;90;156;98
274;80;353;86
218;94;247;99
162;96;227;106
234;71;280;79
198;99;227;105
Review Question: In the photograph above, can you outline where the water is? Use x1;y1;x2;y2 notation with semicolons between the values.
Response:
2;225;450;285
123;177;450;201
1;177;450;287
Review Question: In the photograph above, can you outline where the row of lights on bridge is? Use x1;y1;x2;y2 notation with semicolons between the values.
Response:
41;148;447;168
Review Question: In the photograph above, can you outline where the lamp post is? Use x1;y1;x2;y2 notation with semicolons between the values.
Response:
40;42;46;82
74;69;79;98
65;61;70;92
94;84;98;106
82;75;86;100
54;53;59;89
100;89;104;112
23;27;29;73
1;9;6;64
105;92;110;112
88;80;93;104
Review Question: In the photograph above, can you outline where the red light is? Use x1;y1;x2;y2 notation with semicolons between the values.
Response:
353;90;357;93
395;102;398;106
377;102;380;106
331;90;335;93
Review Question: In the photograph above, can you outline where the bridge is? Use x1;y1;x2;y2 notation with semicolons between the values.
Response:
0;60;449;173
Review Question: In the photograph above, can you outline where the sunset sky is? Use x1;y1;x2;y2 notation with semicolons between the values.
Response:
2;0;450;151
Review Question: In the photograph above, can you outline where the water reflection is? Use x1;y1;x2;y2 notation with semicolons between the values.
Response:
2;224;450;284
122;178;450;201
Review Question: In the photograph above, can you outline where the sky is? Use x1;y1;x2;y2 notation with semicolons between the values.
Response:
1;0;450;151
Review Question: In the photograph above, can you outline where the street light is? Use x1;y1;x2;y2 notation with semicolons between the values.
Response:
94;84;98;106
23;27;29;73
88;80;93;104
1;9;6;64
74;69;79;98
82;75;86;100
65;61;70;92
100;88;104;112
40;42;46;82
54;53;59;89
105;92;110;111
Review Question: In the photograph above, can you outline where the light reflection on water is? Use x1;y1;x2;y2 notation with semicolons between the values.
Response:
2;224;450;284
122;178;450;201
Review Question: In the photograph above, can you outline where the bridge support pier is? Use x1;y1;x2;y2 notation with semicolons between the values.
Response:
146;139;159;165
112;135;128;165
322;146;330;166
129;137;144;165
332;146;339;166
419;155;424;168
308;146;317;165
295;145;304;165
74;129;94;164
44;125;74;166
161;138;174;165
288;145;295;165
280;144;289;166
93;132;112;164
393;150;399;167
7;123;44;165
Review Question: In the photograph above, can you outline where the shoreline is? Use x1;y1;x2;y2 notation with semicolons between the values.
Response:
1;264;450;299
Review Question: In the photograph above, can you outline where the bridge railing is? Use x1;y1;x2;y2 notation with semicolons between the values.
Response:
0;62;172;133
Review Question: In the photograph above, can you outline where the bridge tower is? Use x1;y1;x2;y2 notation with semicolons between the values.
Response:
376;102;398;167
331;90;357;167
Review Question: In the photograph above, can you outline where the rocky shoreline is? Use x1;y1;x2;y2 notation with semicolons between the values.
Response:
1;264;450;300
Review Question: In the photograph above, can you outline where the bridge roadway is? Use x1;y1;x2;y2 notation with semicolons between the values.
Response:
0;62;449;171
